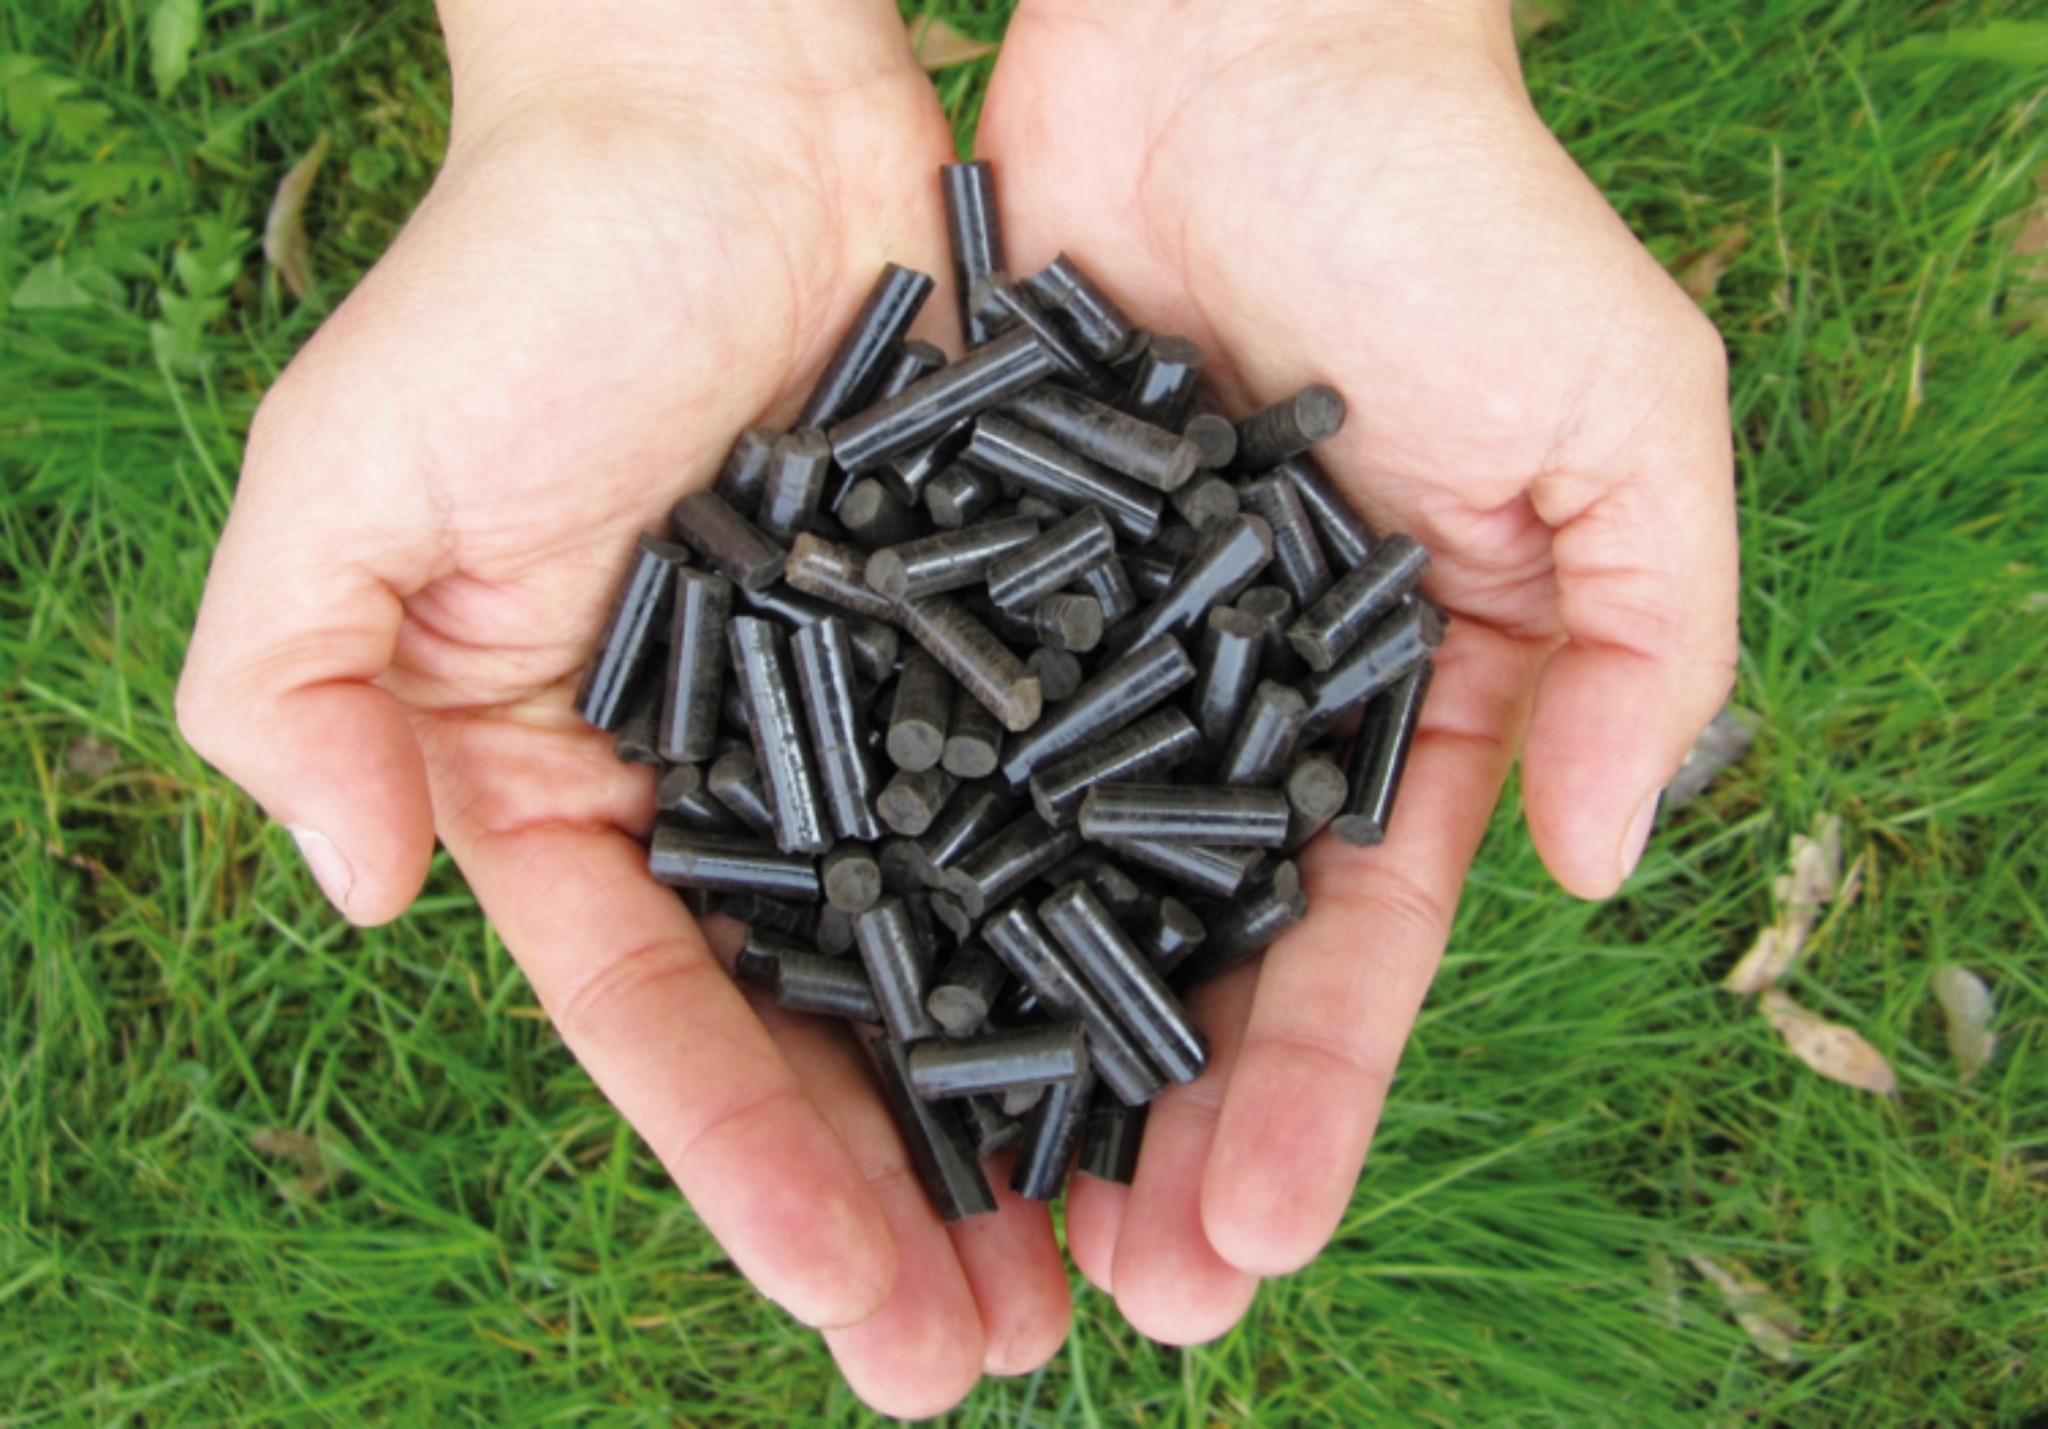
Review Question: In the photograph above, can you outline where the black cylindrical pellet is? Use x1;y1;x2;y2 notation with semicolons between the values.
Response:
777;950;883;1022
1285;751;1351;849
887;649;954;772
1106;838;1263;899
1216;680;1309;789
880;421;976;507
816;903;857;956
669;490;787;592
1012;494;1064;526
878;766;958;839
660;769;743;833
910;783;1018;888
1240;472;1334;610
941;161;1005;348
1078;783;1292;848
1169;474;1241;535
866;516;1042;601
942;688;1005;780
612;674;662;764
1151;524;1205;563
784;533;901;624
1235;584;1305;685
1012;1070;1095;1202
739;583;900;687
968;273;1107;388
648;826;821;901
986;507;1116;612
727;616;831;854
962;416;1164;545
757;428;833;542
895;594;1043;734
1333;661;1433;848
965;1095;1024;1158
1190;605;1266;767
1181;385;1239;470
707;746;775;837
879;340;947;400
1002;384;1197;492
929;890;975;942
1042;849;1149;921
924;463;1002;529
1276;453;1375;570
716;890;819;941
976;594;1101;654
1124;551;1180;602
656;762;705;813
1027;647;1084;704
984;903;1164;1107
1029;707;1202;827
720;680;753;736
733;933;784;991
878;836;927;896
1039;882;1208;1084
574;533;689;729
1123;334;1202;428
1020;253;1138;363
1078;1092;1146;1184
927;943;1010;1038
838;477;924;549
830;327;1057;474
1139;898;1206;977
820;842;884;913
798;263;935;429
1117;515;1273;656
657;569;733;763
1301;598;1447;741
909;1023;1088;1100
1079;558;1138;625
941;813;1083;920
854;897;943;1043
1234;384;1347;471
999;634;1196;786
1000;1082;1046;1118
713;427;777;518
1175;880;1310;986
871;1035;998;1221
1289;533;1432;672
792;618;886;842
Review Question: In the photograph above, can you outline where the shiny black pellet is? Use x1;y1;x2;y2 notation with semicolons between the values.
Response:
1333;661;1433;848
575;533;690;730
871;1035;998;1221
797;263;935;430
1234;383;1347;470
669;491;786;593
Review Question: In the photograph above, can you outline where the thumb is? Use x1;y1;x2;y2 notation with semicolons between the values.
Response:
178;422;436;926
1520;318;1739;898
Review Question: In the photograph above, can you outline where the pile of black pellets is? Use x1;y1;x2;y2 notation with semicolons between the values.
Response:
573;162;1441;1220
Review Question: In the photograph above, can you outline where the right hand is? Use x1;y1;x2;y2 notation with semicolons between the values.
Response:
177;3;1070;1413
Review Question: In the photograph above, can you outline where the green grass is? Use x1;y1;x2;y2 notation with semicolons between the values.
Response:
3;0;2045;1421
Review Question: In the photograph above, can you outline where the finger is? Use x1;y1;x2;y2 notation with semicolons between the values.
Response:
177;468;437;924
1200;625;1535;1276
1106;966;1262;1344
428;723;898;1331
945;1153;1073;1376
1061;1171;1128;1296
1522;316;1738;897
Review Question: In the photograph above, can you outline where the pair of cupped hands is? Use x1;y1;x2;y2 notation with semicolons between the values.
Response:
177;0;1736;1415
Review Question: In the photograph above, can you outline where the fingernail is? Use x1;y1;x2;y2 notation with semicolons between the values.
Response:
288;825;356;916
1618;788;1662;885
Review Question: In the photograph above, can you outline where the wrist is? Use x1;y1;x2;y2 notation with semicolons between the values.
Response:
435;0;925;140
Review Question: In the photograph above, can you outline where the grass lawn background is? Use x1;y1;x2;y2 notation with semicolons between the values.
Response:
3;0;2044;1421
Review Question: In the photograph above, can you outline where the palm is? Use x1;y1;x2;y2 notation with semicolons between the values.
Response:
976;0;1734;1339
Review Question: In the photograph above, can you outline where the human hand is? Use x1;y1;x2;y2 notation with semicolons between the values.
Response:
177;2;1071;1413
977;0;1737;1339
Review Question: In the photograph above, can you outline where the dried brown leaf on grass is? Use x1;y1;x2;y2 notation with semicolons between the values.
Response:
908;16;997;70
64;736;120;779
1932;966;1998;1083
1759;988;1898;1095
1673;222;1750;302
1723;814;1859;994
251;1127;332;1199
1687;1254;1801;1362
1664;704;1756;809
264;131;329;299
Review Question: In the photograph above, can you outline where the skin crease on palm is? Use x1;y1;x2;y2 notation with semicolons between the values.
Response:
174;0;1736;1416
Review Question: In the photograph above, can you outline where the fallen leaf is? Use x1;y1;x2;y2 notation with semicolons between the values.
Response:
1787;815;1842;909
263;132;330;300
1760;988;1897;1094
1674;222;1750;302
251;1127;331;1199
1687;1254;1800;1362
1664;704;1755;809
1932;966;1997;1083
1724;925;1794;996
64;735;120;779
907;16;997;70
